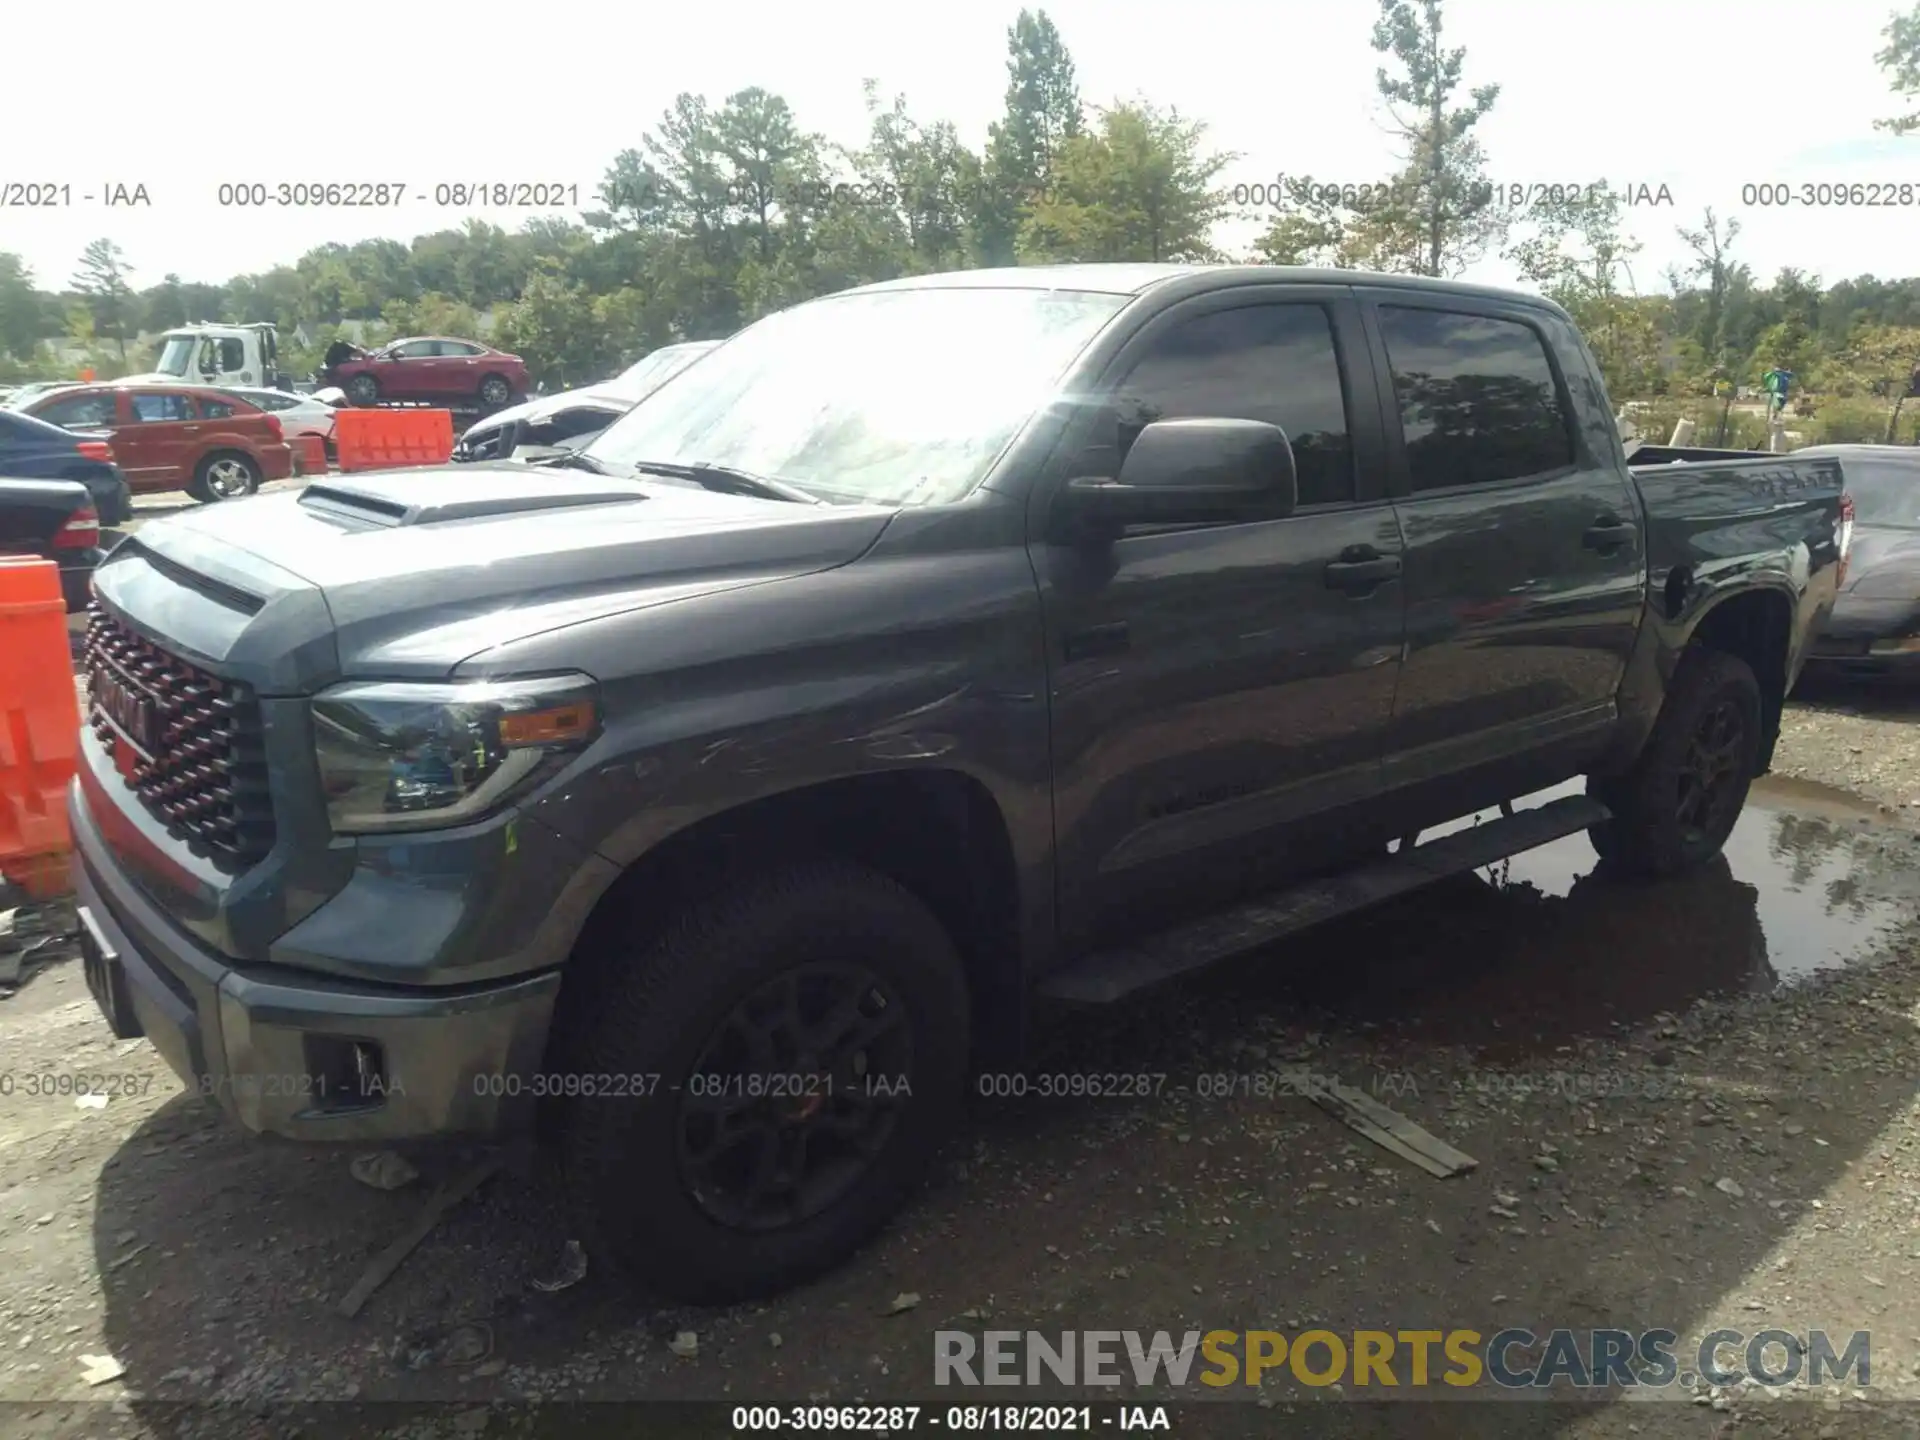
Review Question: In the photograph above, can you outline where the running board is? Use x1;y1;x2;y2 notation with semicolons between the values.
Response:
1037;794;1611;1004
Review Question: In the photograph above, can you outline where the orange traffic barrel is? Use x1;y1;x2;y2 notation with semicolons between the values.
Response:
291;432;329;476
334;409;455;472
0;559;80;898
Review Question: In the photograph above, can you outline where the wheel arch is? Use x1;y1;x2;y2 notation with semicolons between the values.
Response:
1678;584;1795;774
549;767;1027;1079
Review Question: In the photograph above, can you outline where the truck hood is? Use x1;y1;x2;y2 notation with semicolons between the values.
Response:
90;463;894;693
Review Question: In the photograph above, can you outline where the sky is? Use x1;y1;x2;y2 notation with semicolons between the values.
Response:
2;0;1915;300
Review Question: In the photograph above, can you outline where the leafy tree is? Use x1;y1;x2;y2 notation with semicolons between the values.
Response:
71;238;136;361
1020;101;1233;262
1254;0;1502;276
0;253;43;361
1877;4;1920;134
1504;185;1662;398
977;10;1084;264
1839;324;1920;438
494;266;612;390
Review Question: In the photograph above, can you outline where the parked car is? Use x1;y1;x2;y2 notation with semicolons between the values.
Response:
0;408;133;525
321;336;528;411
2;380;84;409
216;386;341;452
453;341;720;463
0;476;100;611
1798;444;1920;674
20;384;293;501
71;264;1850;1306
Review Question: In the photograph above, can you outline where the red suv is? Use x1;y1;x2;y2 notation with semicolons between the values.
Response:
321;336;529;410
23;384;294;502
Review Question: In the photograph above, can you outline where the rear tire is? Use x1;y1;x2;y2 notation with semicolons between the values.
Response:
477;374;512;409
1586;646;1762;877
557;858;969;1303
192;452;260;503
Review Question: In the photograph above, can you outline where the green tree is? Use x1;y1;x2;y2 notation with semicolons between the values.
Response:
1877;4;1920;134
71;238;136;360
1839;324;1920;439
494;266;612;390
0;253;44;361
1020;101;1233;263
1254;0;1502;276
977;9;1084;264
1504;184;1662;398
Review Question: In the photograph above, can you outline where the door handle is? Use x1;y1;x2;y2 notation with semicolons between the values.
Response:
1324;548;1402;591
1583;517;1636;551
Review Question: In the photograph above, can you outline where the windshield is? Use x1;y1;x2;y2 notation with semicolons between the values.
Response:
586;286;1130;506
605;345;712;404
1839;459;1920;528
153;336;199;376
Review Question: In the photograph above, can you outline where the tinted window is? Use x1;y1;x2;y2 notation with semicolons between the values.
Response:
130;393;192;422
392;341;436;359
436;340;481;356
35;392;116;428
1378;307;1574;491
1108;304;1354;507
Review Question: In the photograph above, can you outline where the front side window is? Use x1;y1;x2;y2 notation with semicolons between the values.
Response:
1377;306;1575;492
1106;303;1355;507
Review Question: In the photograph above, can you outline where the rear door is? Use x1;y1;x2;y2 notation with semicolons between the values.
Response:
1031;286;1409;952
121;390;201;490
436;339;484;396
1358;291;1644;814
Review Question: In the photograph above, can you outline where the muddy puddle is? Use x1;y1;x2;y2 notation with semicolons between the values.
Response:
1136;774;1920;1059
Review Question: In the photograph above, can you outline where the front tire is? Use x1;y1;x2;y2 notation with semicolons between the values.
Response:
557;858;970;1303
1587;646;1762;877
347;373;380;406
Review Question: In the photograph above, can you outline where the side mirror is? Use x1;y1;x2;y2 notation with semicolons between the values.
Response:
1064;418;1297;531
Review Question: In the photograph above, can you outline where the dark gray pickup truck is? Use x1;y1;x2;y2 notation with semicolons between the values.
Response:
69;264;1851;1302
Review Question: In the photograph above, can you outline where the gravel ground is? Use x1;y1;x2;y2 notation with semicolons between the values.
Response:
9;579;1920;1437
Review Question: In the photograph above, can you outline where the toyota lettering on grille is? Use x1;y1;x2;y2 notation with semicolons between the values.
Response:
94;668;159;755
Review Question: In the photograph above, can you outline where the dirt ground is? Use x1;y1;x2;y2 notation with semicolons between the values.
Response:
9;516;1920;1437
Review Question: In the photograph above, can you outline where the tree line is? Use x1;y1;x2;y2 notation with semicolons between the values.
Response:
4;1;1920;444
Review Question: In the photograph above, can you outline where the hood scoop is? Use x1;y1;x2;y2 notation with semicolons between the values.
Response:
297;471;647;529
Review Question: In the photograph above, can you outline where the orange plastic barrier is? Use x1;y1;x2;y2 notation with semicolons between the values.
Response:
0;559;80;899
291;433;329;476
333;409;455;472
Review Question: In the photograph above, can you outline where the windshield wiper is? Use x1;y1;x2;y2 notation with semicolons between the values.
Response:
531;449;619;475
627;459;822;505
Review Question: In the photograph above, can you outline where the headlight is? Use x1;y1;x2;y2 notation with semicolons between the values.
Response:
311;674;598;835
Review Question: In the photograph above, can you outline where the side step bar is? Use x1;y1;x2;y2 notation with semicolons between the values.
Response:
1037;793;1611;1004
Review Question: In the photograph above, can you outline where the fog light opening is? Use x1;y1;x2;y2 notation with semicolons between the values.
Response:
304;1034;391;1112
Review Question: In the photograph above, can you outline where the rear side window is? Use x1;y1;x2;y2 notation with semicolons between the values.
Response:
1377;307;1575;491
198;398;236;418
1109;303;1356;507
129;393;193;422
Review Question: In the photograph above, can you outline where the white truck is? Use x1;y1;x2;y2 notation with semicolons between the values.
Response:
122;322;290;392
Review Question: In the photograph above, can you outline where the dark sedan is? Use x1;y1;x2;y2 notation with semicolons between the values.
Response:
0;476;102;612
0;407;133;525
1803;445;1920;674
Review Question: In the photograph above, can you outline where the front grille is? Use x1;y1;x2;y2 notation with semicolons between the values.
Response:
84;604;275;870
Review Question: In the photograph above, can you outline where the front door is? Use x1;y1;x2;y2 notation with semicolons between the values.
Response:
1031;290;1408;954
1360;294;1646;809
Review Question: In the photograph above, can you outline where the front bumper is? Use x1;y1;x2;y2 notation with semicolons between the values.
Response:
69;781;561;1142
